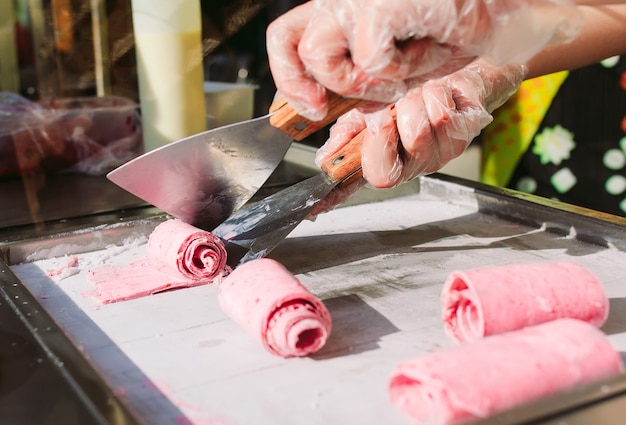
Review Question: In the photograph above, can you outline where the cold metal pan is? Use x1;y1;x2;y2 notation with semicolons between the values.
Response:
2;173;626;425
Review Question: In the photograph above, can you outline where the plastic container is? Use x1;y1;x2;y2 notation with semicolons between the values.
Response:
0;92;142;178
131;0;207;151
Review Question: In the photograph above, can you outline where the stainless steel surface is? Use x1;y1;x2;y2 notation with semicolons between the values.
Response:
0;253;143;424
0;173;147;229
107;114;294;231
3;171;626;424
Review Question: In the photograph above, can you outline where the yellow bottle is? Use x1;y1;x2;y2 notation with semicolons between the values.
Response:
131;0;206;152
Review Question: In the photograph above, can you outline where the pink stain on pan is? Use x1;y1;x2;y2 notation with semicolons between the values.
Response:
46;255;79;278
218;258;332;358
389;318;624;425
441;260;609;343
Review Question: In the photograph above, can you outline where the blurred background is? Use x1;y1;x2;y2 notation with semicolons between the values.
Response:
0;0;299;117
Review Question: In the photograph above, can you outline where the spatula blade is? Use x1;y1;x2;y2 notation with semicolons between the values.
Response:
108;94;364;231
107;115;292;230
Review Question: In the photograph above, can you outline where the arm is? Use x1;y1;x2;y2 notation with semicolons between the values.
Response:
526;3;626;78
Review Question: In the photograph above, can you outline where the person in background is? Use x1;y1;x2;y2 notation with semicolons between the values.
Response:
265;0;626;214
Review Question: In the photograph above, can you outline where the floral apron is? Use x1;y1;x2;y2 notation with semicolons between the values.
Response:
480;55;626;216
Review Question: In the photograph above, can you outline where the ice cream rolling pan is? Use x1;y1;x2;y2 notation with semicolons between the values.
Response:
107;93;362;231
212;130;365;266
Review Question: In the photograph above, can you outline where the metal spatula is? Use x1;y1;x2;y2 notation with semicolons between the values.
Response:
211;130;365;266
107;94;362;231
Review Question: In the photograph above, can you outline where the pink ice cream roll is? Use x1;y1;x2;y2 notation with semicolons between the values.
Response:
218;258;332;358
147;219;227;281
389;318;624;425
86;219;228;303
441;260;609;343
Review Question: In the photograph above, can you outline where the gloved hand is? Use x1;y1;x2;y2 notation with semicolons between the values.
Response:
315;59;528;190
267;0;581;121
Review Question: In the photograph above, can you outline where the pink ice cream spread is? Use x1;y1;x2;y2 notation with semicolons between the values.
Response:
86;219;227;303
389;319;624;425
218;258;331;358
441;260;609;343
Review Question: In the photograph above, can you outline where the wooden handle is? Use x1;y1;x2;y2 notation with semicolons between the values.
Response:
319;129;365;188
268;91;364;141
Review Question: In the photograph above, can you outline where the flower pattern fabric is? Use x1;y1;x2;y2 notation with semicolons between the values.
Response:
481;55;626;216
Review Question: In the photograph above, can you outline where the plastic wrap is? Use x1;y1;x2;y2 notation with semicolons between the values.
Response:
0;92;142;178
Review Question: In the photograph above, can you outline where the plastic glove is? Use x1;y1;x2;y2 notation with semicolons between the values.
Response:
267;3;327;121
267;0;581;121
316;59;528;190
267;1;470;121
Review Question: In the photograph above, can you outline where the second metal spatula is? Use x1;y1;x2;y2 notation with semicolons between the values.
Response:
212;130;365;266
